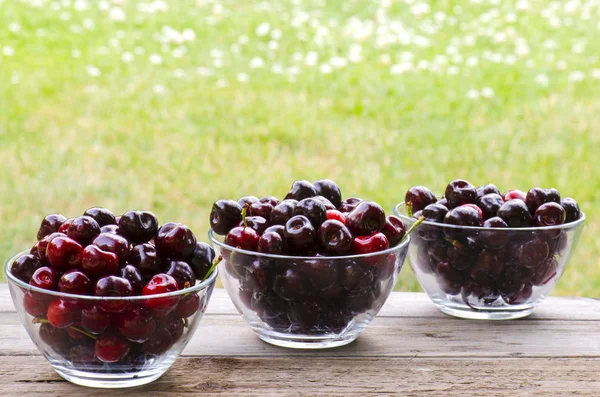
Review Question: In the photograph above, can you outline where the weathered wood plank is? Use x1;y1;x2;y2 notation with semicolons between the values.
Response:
1;356;599;396
2;284;600;321
3;309;600;358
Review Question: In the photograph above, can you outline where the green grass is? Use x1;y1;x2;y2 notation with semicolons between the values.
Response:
0;0;599;296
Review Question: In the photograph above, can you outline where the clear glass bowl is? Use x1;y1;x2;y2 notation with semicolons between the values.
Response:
209;229;410;349
5;250;218;388
394;202;585;320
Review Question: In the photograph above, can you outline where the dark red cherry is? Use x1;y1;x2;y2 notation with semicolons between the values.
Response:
339;197;363;213
259;196;279;207
188;241;216;279
94;276;133;312
476;184;501;199
119;264;145;294
165;260;196;289
382;215;406;246
30;266;59;291
210;200;243;235
81;245;119;277
270;199;298;225
119;210;159;244
129;243;162;280
534;202;566;226
37;214;67;241
294;198;327;229
479;217;510;249
92;233;130;264
314;179;342;208
405;186;437;212
46;236;83;270
257;231;286;254
477;193;504;220
83;207;117;227
95;332;130;363
462;204;484;222
164;315;184;341
225;226;260;251
284;215;316;252
237;195;259;207
509;237;550;268
155;222;197;260
273;268;304;300
263;224;285;238
313;195;336;210
319;220;353;255
81;305;110;334
58;270;92;295
248;201;274;220
284;180;317;201
346;201;386;236
100;224;119;234
445;179;477;208
421;203;448;223
10;254;42;283
47;299;77;328
39;323;69;348
142;328;173;355
561;198;581;223
142;273;180;311
502;189;526;202
57;218;75;234
443;206;481;227
66;216;101;245
23;291;49;317
351;232;389;255
36;232;66;262
525;187;561;214
116;306;156;343
175;293;201;318
238;216;269;235
498;199;532;227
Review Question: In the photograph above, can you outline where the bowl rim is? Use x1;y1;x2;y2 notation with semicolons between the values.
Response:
5;250;219;301
208;228;410;259
394;201;586;231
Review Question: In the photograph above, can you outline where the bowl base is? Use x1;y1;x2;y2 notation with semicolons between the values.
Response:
434;301;535;320
255;330;359;349
51;361;172;388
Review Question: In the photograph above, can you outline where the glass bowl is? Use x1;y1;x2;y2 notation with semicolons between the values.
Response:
394;202;585;320
209;229;410;349
5;250;218;388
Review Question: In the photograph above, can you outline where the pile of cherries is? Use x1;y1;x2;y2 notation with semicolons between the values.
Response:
10;208;216;367
405;180;582;305
210;179;408;334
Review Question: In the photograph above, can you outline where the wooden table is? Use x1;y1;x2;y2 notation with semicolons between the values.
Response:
1;284;599;396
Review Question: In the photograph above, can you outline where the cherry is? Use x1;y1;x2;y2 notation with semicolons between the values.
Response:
81;305;110;334
284;215;316;252
462;204;484;222
100;224;119;234
505;283;533;305
238;216;269;235
142;328;173;355
288;300;320;332
116;306;156;343
24;291;49;317
284;180;317;201
237;195;259;207
346;201;386;236
119;210;159;244
445;179;477;208
479;217;510;249
225;226;260;251
263;224;285;238
351;232;389;255
502;189;526;202
10;254;42;283
314;179;342;208
301;258;339;291
37;214;67;241
340;263;374;292
273;268;304;300
47;299;77;328
30;266;59;291
405;186;437;213
532;257;558;286
476;184;501;199
119;264;145;294
187;242;215;279
509;237;550;268
83;207;117;227
142;274;179;311
534;202;566;226
561;198;581;223
175;293;201;318
155;222;197;260
498;199;532;227
81;245;119;277
92;233;130;264
94;276;133;312
95;332;130;363
210;200;243;235
294;198;327;229
257;231;286;254
259;196;279;207
339;197;363;213
525;187;561;214
318;220;353;255
70;344;97;366
129;243;162;280
39;323;69;348
496;265;525;296
444;206;481;227
270;199;298;225
164;315;184;341
313;195;336;210
435;261;464;295
65;216;101;245
421;203;449;223
477;193;504;220
58;270;92;295
165;260;196;289
326;209;346;224
382;215;406;246
46;236;83;270
470;250;503;284
66;323;88;342
248;201;274;220
58;218;75;234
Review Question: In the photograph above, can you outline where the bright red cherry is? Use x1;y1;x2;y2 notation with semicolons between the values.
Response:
45;236;83;270
23;292;49;317
81;305;111;334
174;293;201;318
58;270;92;295
30;266;59;291
502;189;526;202
95;332;130;363
224;226;260;251
116;306;156;343
351;232;389;255
81;245;119;277
142;274;180;311
326;209;347;224
47;299;77;328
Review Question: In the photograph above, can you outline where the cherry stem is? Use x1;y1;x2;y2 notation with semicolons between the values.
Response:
183;318;189;328
241;203;249;228
32;318;97;340
407;202;413;218
202;255;223;281
400;216;425;244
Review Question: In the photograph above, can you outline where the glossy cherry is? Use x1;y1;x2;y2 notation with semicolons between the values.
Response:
30;266;59;291
58;270;92;295
188;241;216;279
165;260;196;289
175;293;201;318
95;332;131;363
238;216;269;235
502;189;526;202
497;199;532;227
284;215;316;252
381;215;406;246
313;179;342;208
339;197;363;213
561;198;581;223
224;226;260;251
421;203;448;223
66;216;101;245
81;305;111;334
116;306;156;343
94;276;133;312
284;180;317;201
37;214;67;241
270;199;298;225
92;233;130;264
444;179;477;208
294;197;327;229
210;200;243;235
318;220;353;255
47;299;77;328
257;231;286;254
129;243;162;280
346;201;386;236
534;202;566;226
46;236;83;270
119;264;145;294
83;207;117;227
10;254;42;283
81;245;119;277
351;232;389;255
118;210;159;244
142;273;180;311
155;222;197;260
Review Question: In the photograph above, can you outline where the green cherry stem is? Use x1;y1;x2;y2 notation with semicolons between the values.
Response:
33;317;97;340
202;255;223;281
241;203;249;228
407;202;413;218
399;216;425;244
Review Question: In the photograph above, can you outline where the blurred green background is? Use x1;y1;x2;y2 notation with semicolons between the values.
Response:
1;0;598;296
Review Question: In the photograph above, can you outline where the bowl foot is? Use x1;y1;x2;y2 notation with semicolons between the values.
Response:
434;300;535;320
255;329;359;349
